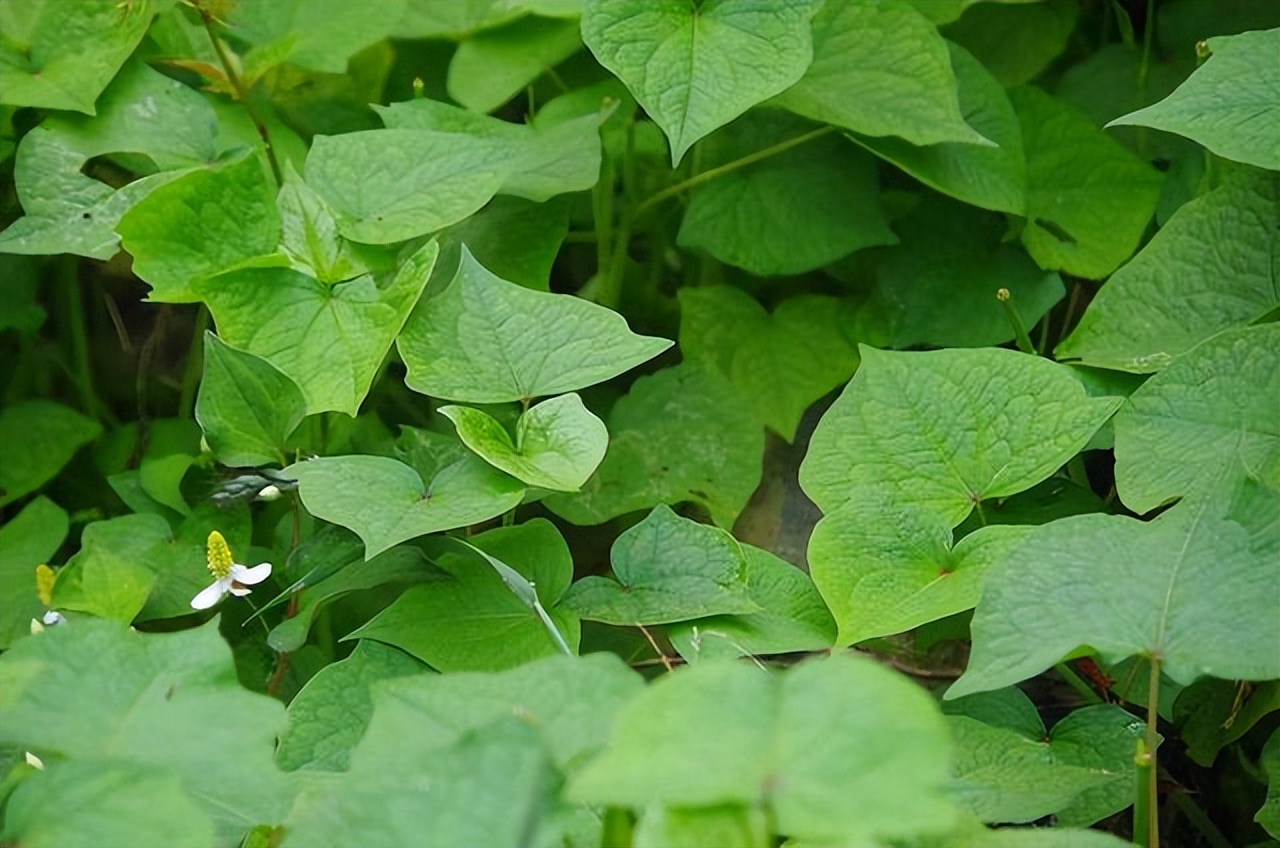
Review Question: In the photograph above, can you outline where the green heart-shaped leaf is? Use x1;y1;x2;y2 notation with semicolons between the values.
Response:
441;393;607;492
398;247;670;403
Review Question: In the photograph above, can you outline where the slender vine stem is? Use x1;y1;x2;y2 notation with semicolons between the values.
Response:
632;125;837;219
199;9;282;186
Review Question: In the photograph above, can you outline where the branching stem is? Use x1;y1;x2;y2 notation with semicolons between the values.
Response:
200;9;283;185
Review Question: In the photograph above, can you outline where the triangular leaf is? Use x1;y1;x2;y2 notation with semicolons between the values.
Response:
287;451;524;560
1057;173;1280;372
950;476;1280;698
546;363;764;528
1112;324;1279;514
560;505;759;626
678;286;860;442
582;0;820;165
398;247;671;403
1108;28;1280;171
775;0;990;147
195;332;307;468
800;346;1120;525
441;393;607;492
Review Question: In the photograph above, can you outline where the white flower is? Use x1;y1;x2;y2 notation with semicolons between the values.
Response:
24;752;44;770
42;610;66;626
191;530;272;610
256;484;282;501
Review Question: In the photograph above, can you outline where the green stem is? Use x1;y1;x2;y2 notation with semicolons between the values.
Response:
58;257;98;422
178;306;209;419
1134;737;1152;848
1144;655;1162;848
632;126;836;219
996;288;1037;355
1055;662;1105;705
200;10;282;185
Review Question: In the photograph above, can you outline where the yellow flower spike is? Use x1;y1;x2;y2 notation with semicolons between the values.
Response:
206;530;234;579
192;531;273;610
35;564;56;608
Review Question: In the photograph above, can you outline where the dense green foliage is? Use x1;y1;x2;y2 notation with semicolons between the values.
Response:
0;1;1277;846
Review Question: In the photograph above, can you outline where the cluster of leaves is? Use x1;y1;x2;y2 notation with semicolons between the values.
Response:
0;1;1277;846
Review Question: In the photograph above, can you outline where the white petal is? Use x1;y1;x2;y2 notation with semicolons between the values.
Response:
24;752;44;770
191;580;229;610
256;485;282;501
42;610;66;626
231;562;273;585
30;619;44;635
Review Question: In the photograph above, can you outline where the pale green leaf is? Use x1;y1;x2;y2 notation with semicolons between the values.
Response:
1109;28;1280;171
852;41;1026;215
944;688;1146;826
195;333;306;468
276;161;372;284
227;0;407;74
304;129;509;244
0;759;215;848
399;247;671;403
635;804;767;848
561;505;758;626
582;0;819;165
276;640;427;772
1012;86;1164;279
199;240;438;415
441;393;607;491
950;476;1280;699
0;400;101;508
668;544;836;662
348;519;579;670
0;619;295;844
375;96;605;203
280;717;553;848
1113;324;1279;514
1057;172;1279;372
570;655;958;844
287;453;524;559
546;363;764;528
354;651;642;772
676;110;896;276
810;501;1030;645
0;62;219;259
117;151;282;303
678;286;859;442
775;0;989;147
0;0;154;114
799;346;1120;525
